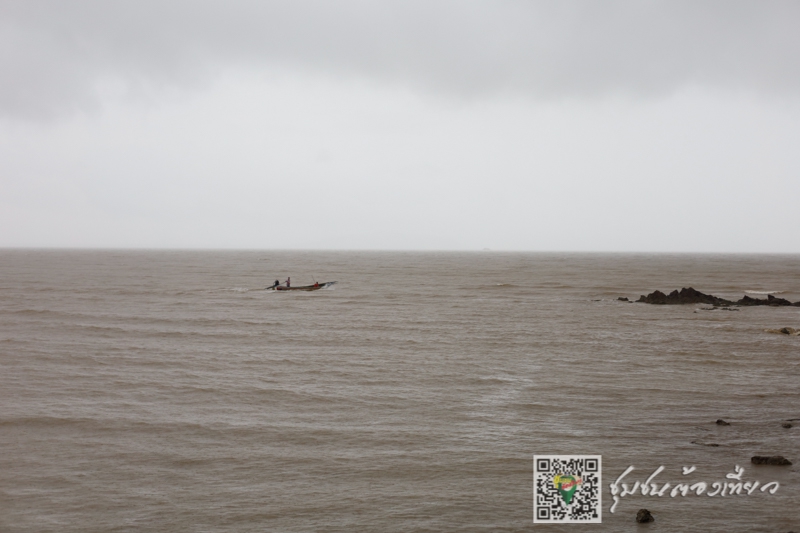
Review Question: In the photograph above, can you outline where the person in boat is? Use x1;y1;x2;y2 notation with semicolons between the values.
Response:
273;280;280;288
285;277;290;288
314;281;319;288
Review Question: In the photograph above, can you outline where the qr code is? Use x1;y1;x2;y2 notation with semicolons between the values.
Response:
534;455;602;523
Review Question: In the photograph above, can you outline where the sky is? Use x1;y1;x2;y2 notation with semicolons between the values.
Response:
2;1;799;252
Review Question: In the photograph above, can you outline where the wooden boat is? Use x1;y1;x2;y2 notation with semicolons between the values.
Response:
266;281;337;291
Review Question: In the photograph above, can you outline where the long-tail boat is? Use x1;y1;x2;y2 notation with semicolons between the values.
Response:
266;281;337;291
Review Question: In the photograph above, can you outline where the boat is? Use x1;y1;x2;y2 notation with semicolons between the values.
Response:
266;281;337;291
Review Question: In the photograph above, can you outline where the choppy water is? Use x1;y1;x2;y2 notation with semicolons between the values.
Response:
1;251;798;532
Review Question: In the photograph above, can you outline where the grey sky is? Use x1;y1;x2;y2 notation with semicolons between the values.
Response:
2;1;799;251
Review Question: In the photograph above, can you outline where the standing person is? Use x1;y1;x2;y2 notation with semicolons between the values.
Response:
285;277;290;288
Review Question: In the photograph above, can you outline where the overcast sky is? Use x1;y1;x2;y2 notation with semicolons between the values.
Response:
2;1;799;251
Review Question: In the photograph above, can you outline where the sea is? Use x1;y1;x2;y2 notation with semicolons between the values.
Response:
1;250;798;532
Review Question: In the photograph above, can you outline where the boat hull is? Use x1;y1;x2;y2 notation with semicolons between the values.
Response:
267;281;336;291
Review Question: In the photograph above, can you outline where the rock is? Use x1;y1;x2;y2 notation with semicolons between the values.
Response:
738;294;794;306
618;297;629;301
637;287;731;306
636;288;800;307
638;290;667;304
765;327;800;336
691;440;719;447
635;509;654;523
716;419;730;426
782;423;792;429
751;456;792;465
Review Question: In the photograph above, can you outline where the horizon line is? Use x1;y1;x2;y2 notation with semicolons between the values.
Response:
2;246;799;256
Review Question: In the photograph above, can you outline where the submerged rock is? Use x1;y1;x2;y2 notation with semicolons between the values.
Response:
765;327;800;336
716;419;730;426
782;423;793;429
635;509;654;523
751;456;792;465
618;297;629;301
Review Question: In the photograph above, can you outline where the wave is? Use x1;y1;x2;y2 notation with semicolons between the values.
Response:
215;287;252;293
744;290;785;295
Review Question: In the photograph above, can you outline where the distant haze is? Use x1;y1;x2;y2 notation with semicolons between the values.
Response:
2;1;799;251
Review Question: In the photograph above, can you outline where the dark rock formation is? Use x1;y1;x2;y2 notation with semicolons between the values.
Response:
637;287;731;305
636;509;654;523
638;290;667;304
716;419;730;426
738;294;795;306
751;456;792;465
618;297;629;301
637;287;800;307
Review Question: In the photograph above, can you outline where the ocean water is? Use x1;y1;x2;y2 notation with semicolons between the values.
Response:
1;250;798;532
